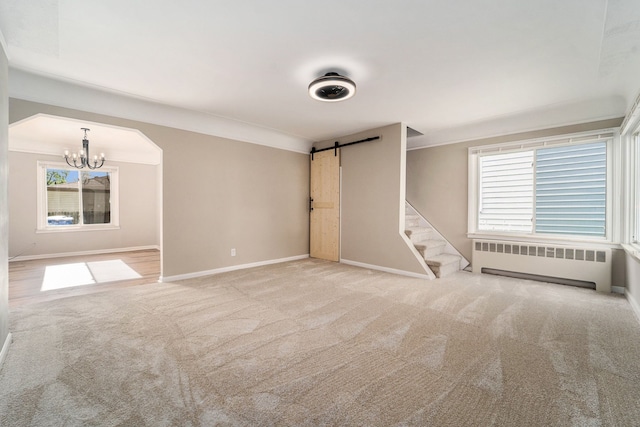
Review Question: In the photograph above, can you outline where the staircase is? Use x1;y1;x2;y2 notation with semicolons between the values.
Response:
405;206;463;278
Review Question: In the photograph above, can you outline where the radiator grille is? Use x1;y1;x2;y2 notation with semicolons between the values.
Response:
472;240;611;292
474;241;606;263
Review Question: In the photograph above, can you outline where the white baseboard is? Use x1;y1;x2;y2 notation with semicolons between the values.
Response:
340;259;432;280
160;254;309;282
0;332;12;371
626;290;640;325
612;286;625;295
9;245;160;262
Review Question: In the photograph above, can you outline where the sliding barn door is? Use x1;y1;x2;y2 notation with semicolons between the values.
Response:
310;149;340;261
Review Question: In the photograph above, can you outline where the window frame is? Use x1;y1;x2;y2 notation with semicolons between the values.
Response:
468;129;618;245
36;161;120;232
628;131;640;248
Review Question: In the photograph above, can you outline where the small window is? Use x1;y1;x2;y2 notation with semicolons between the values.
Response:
37;162;119;231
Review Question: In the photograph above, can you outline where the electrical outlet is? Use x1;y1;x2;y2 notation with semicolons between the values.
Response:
231;248;236;256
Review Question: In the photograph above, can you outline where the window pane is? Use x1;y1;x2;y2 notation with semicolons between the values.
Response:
535;142;606;236
46;169;80;225
478;151;533;233
81;171;111;224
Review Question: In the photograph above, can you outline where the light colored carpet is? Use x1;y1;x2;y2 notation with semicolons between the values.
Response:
1;259;639;426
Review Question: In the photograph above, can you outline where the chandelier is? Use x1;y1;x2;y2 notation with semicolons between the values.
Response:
64;128;105;170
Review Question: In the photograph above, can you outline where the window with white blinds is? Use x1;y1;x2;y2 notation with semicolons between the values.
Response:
478;151;533;233
535;142;606;236
473;134;610;239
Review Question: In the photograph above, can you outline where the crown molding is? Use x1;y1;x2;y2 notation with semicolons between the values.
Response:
8;67;314;154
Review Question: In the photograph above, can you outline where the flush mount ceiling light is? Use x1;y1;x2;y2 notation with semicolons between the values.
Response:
308;72;356;102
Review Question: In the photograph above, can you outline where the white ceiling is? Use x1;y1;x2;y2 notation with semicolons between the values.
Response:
9;114;162;165
1;0;640;150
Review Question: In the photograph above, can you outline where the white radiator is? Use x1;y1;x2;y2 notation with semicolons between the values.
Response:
472;240;611;293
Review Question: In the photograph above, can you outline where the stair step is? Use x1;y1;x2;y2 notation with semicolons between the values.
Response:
425;253;460;267
414;239;447;258
425;254;461;278
405;215;420;227
405;227;433;242
406;219;420;228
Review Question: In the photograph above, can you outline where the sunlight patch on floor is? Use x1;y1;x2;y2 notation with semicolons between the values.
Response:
41;259;142;291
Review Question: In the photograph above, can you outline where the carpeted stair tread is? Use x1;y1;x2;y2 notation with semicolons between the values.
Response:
414;240;447;259
425;254;461;278
413;239;447;251
405;203;466;278
424;253;461;267
405;228;434;243
404;226;432;235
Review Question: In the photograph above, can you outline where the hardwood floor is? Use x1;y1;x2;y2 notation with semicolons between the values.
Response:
8;249;160;308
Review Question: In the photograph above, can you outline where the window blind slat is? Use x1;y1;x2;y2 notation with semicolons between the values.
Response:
479;151;533;232
477;139;607;237
535;141;606;237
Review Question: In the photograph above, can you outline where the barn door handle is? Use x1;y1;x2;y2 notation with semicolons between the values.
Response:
309;197;314;211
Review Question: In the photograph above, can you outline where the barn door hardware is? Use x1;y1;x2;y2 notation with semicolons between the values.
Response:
310;136;380;160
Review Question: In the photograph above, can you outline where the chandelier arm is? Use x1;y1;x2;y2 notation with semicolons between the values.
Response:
64;128;104;169
66;156;85;169
86;157;105;170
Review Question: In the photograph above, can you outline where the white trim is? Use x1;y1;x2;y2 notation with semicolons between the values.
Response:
621;89;640;135
340;259;432;280
0;27;8;60
467;129;618;242
36;161;120;231
467;128;617;155
612;286;625;295
0;333;12;371
406;115;623;151
398;232;436;280
624;133;637;245
160;254;309;282
406;201;469;270
9;113;162;166
467;233;620;249
35;225;121;234
626;289;640;325
8;245;160;262
621;243;640;263
9;68;313;154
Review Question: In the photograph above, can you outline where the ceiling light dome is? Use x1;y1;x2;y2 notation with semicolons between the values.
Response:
308;72;356;102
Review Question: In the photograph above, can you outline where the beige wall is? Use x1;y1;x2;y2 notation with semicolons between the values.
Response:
315;123;427;275
9;99;310;278
8;151;159;258
406;118;626;286
0;41;10;355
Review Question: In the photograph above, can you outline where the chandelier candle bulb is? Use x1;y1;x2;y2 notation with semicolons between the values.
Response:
64;128;106;170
